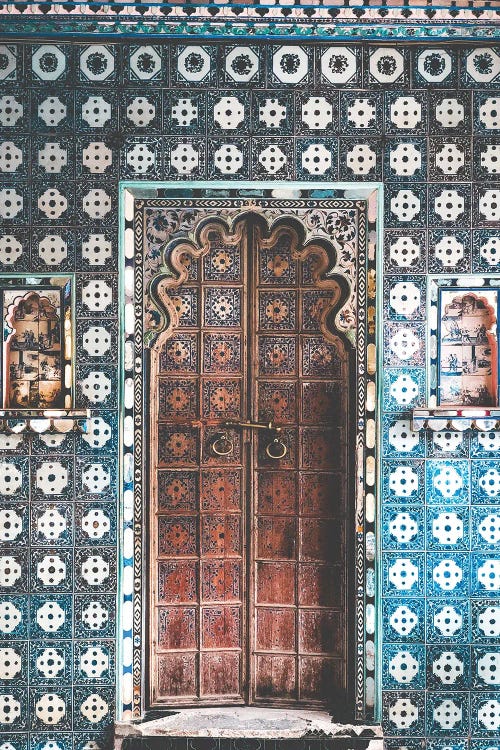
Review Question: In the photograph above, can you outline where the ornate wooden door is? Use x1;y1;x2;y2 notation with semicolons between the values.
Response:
149;215;350;709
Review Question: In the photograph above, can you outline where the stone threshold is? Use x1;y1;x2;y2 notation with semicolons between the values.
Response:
115;707;383;743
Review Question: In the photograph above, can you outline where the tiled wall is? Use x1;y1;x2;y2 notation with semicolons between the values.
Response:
0;38;499;750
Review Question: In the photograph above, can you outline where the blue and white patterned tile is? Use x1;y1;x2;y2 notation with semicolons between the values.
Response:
427;552;469;597
426;507;470;551
471;691;500;735
384;552;424;596
426;460;470;505
427;645;470;689
383;506;424;551
472;600;500;642
426;598;470;643
383;598;425;643
384;644;426;689
426;691;469;736
472;555;500;597
382;691;425;736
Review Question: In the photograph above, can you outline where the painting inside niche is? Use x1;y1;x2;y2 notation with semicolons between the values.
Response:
1;286;65;409
438;289;498;407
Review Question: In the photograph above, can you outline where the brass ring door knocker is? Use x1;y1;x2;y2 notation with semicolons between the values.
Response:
210;431;234;457
265;434;287;460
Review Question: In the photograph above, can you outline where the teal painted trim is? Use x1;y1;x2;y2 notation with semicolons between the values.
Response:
1;18;499;40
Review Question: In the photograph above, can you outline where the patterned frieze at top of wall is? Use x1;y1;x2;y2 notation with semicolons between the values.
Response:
0;3;499;39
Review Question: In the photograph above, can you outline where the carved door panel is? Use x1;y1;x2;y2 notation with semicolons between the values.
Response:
150;217;349;709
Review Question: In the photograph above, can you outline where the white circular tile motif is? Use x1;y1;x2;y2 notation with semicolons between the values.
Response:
0;235;22;265
390;143;421;177
389;236;420;268
0;694;20;725
389;282;420;317
79;646;109;678
81;555;109;586
434;189;464;222
433;699;462;730
0;96;23;127
129;46;161;81
0;189;23;220
38;189;67;220
81;418;112;449
301;96;333;130
126;97;156;128
170;143;199;175
259;98;287;130
435;98;464;128
0;648;21;680
80;693;109;723
369;48;404;83
389;512;419;544
479;190;500;222
36;648;65;679
0;509;22;542
389;96;422;130
478;514;500;544
0;463;21;496
36;508;66;541
433;559;463;590
417;49;452;83
0;602;21;634
301;144;331;176
434;605;462;636
36;601;65;633
258;145;286;175
214;96;245;130
32;45;66;81
389;374;419;406
348;98;376;129
321;46;357;84
36;462;68;495
80;372;112;404
82;327;112;357
478;559;500;591
80;45;114;82
225;47;259;83
37;555;66;587
0;141;22;173
388;419;419;453
171;98;197;127
477;699;500;731
477;652;500;685
434;235;464;267
389;466;419;497
480;97;500;130
466;48;500;83
81;96;111;128
0;557;21;588
82;234;112;266
479;468;500;497
177;46;211;82
388;558;419;590
388;328;420;361
83;142;112;174
432;651;464;684
390;190;421;222
38;235;67;265
82;600;109;631
478;606;500;637
432;512;463;545
38;96;66;127
81;509;110;540
126;144;154;174
272;46;308;84
389;650;419;684
35;693;66;725
389;605;418;636
82;189;111;219
346;144;376;176
388;698;418;729
213;144;243;175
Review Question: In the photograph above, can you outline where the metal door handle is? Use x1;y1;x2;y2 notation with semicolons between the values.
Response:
223;420;281;432
265;436;287;460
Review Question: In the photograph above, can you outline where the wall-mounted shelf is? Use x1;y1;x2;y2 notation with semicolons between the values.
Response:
0;409;91;434
412;407;500;432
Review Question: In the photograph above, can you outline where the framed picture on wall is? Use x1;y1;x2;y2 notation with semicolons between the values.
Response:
436;283;500;407
0;275;74;411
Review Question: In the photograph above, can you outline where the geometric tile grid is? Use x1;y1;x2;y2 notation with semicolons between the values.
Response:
0;39;499;748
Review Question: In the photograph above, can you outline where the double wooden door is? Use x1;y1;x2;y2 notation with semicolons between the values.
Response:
149;215;350;710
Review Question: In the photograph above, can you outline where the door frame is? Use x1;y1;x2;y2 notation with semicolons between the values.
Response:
117;181;384;724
